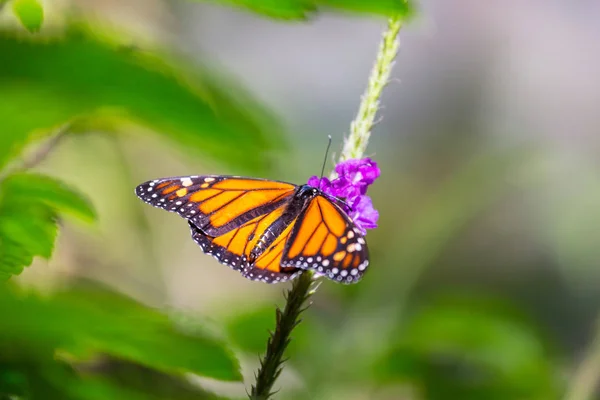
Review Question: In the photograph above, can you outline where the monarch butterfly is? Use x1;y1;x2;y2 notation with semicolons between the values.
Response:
135;174;370;284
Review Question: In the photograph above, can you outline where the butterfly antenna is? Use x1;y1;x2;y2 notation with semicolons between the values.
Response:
320;135;332;180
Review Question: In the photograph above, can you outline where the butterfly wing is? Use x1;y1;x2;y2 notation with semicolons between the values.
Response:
188;222;246;271
136;176;296;236
281;195;369;284
242;218;303;283
187;202;292;272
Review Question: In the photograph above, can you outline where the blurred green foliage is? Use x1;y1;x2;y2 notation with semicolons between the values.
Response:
375;295;559;399
0;0;585;399
0;25;284;173
0;282;238;398
0;173;95;279
224;292;562;400
199;0;414;20
0;0;298;395
11;0;43;33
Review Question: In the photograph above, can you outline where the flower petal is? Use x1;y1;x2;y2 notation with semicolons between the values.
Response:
349;194;379;233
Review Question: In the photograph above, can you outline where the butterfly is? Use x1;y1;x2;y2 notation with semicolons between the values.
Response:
135;175;369;284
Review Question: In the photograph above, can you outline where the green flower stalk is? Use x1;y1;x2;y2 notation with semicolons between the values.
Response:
249;15;405;399
335;16;403;167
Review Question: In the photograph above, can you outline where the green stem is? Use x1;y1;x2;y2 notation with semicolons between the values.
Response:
0;124;70;181
332;16;403;173
249;272;318;399
249;15;404;399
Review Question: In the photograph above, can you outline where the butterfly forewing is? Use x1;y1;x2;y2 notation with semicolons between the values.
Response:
281;195;369;284
136;176;296;236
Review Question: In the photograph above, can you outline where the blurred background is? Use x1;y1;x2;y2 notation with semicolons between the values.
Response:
2;0;600;399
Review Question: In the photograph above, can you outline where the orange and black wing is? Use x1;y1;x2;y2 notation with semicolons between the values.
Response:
241;218;303;283
281;195;369;284
187;203;293;273
136;176;296;237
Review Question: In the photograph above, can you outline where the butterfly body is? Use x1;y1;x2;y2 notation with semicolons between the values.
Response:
250;184;325;260
136;176;369;284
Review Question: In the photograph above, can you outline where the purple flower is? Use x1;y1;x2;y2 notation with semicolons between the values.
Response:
307;157;380;233
348;194;379;234
335;157;380;195
330;176;355;199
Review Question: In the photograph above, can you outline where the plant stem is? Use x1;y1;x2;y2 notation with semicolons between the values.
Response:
0;124;70;181
20;127;70;171
333;16;403;171
249;271;317;399
249;15;403;399
564;319;600;400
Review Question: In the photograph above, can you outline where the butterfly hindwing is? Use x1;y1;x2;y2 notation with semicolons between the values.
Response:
136;176;296;236
188;222;246;271
187;204;298;274
281;195;369;284
242;218;303;283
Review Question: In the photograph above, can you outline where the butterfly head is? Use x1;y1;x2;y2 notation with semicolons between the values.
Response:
297;185;320;200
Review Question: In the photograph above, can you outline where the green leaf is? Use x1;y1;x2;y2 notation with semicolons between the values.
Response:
0;172;96;279
0;359;226;400
0;238;33;279
0;204;56;259
80;359;227;400
375;295;559;400
0;356;158;400
318;0;414;17
0;283;242;382
12;0;43;33
0;344;226;399
0;361;110;400
1;173;96;223
0;24;286;173
200;0;414;19
62;377;155;400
